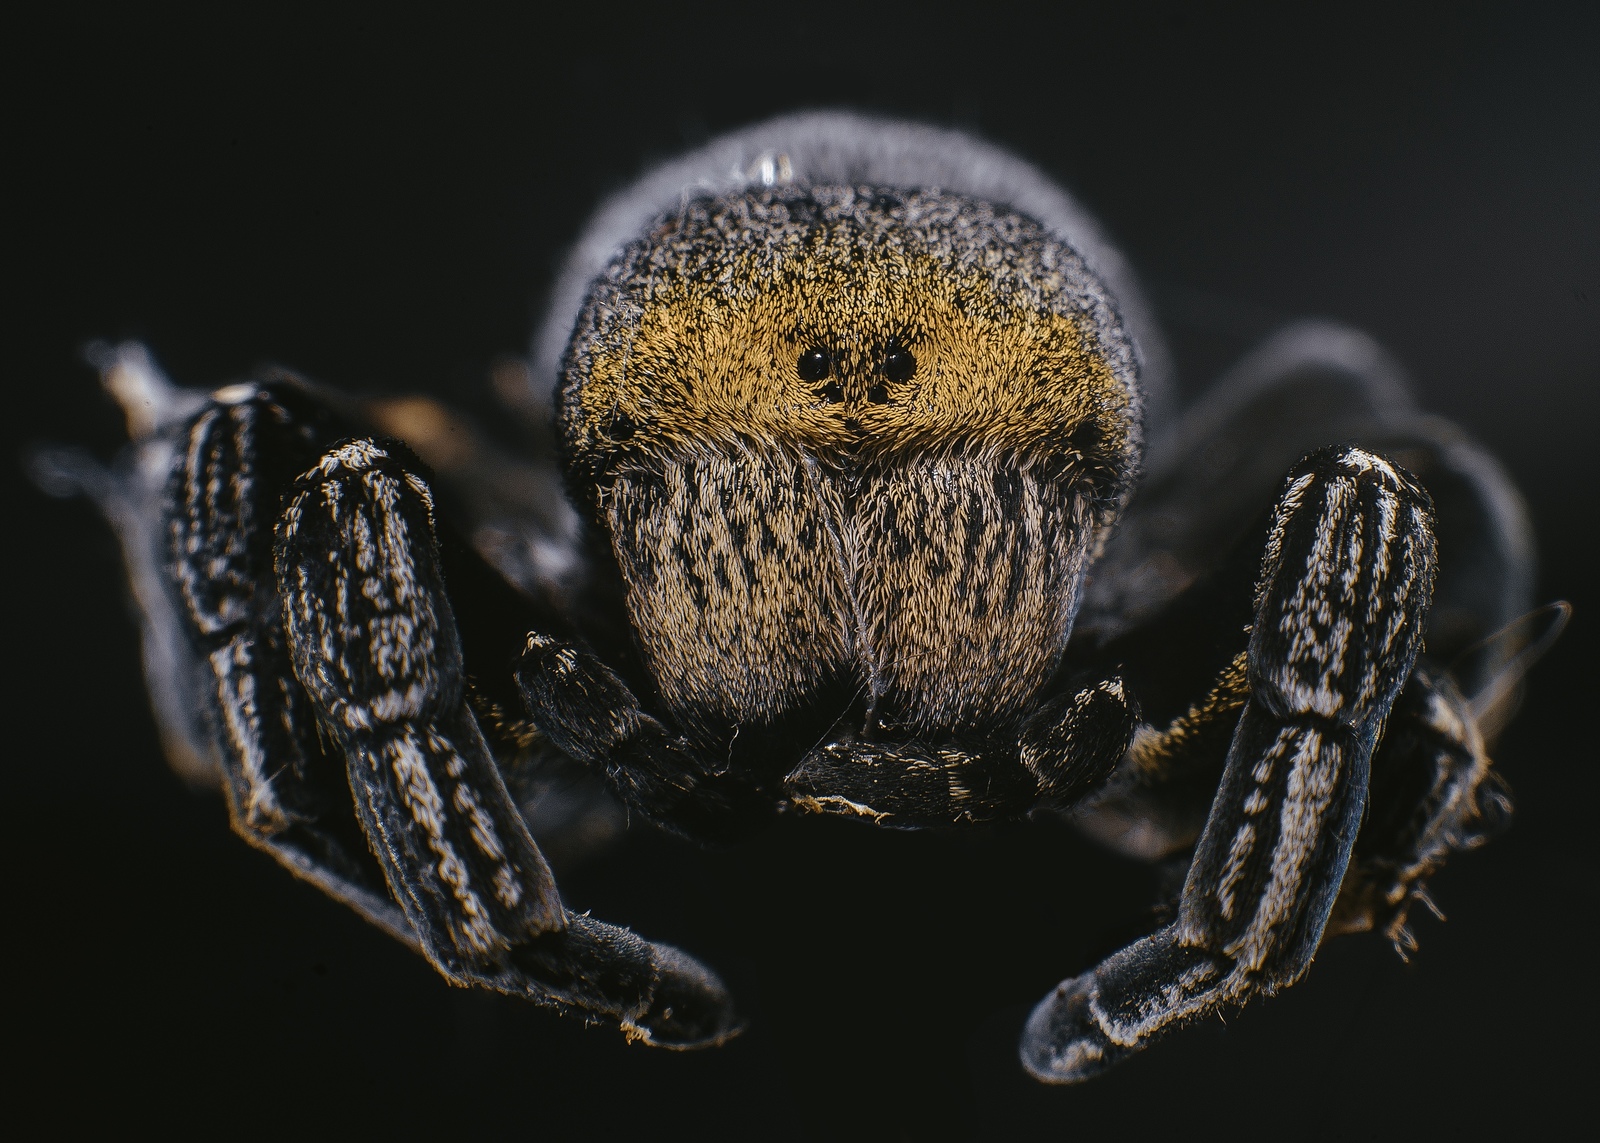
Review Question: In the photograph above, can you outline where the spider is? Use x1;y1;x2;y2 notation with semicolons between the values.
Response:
41;112;1561;1081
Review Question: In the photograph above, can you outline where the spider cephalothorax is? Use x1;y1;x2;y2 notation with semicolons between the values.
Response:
560;186;1139;754
44;112;1551;1081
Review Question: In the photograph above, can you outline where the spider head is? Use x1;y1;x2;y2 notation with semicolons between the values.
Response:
556;186;1145;738
560;186;1141;510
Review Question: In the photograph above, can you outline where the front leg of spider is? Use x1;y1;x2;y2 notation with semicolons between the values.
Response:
1023;446;1437;1081
275;437;741;1046
160;382;414;942
514;634;772;842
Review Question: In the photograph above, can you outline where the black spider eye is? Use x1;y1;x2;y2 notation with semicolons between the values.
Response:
883;344;917;382
602;410;637;442
797;347;831;382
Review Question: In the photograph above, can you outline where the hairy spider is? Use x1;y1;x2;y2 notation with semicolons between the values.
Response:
41;113;1562;1080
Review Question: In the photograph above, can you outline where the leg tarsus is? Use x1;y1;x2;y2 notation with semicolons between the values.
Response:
1023;925;1234;1083
631;941;745;1048
499;913;744;1049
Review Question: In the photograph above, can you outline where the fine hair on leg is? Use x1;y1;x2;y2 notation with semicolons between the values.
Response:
1023;446;1437;1081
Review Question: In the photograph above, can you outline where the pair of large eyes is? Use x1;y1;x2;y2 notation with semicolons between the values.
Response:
797;345;918;384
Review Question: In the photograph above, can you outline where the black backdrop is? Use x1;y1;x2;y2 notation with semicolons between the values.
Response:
7;4;1597;1139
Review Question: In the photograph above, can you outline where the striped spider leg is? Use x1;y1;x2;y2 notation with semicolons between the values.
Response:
73;350;742;1048
275;433;744;1044
1024;445;1437;1081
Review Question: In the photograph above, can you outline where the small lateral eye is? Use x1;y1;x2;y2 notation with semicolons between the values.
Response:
601;409;637;441
797;347;831;382
883;344;917;382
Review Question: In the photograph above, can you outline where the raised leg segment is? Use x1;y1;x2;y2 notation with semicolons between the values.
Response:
1024;446;1437;1081
1073;647;1514;950
275;438;564;962
162;381;414;941
55;355;739;1047
274;436;741;1045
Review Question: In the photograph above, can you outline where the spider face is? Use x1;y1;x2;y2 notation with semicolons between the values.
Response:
559;187;1140;742
44;112;1548;1083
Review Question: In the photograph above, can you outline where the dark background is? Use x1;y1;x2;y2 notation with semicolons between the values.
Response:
6;4;1596;1138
